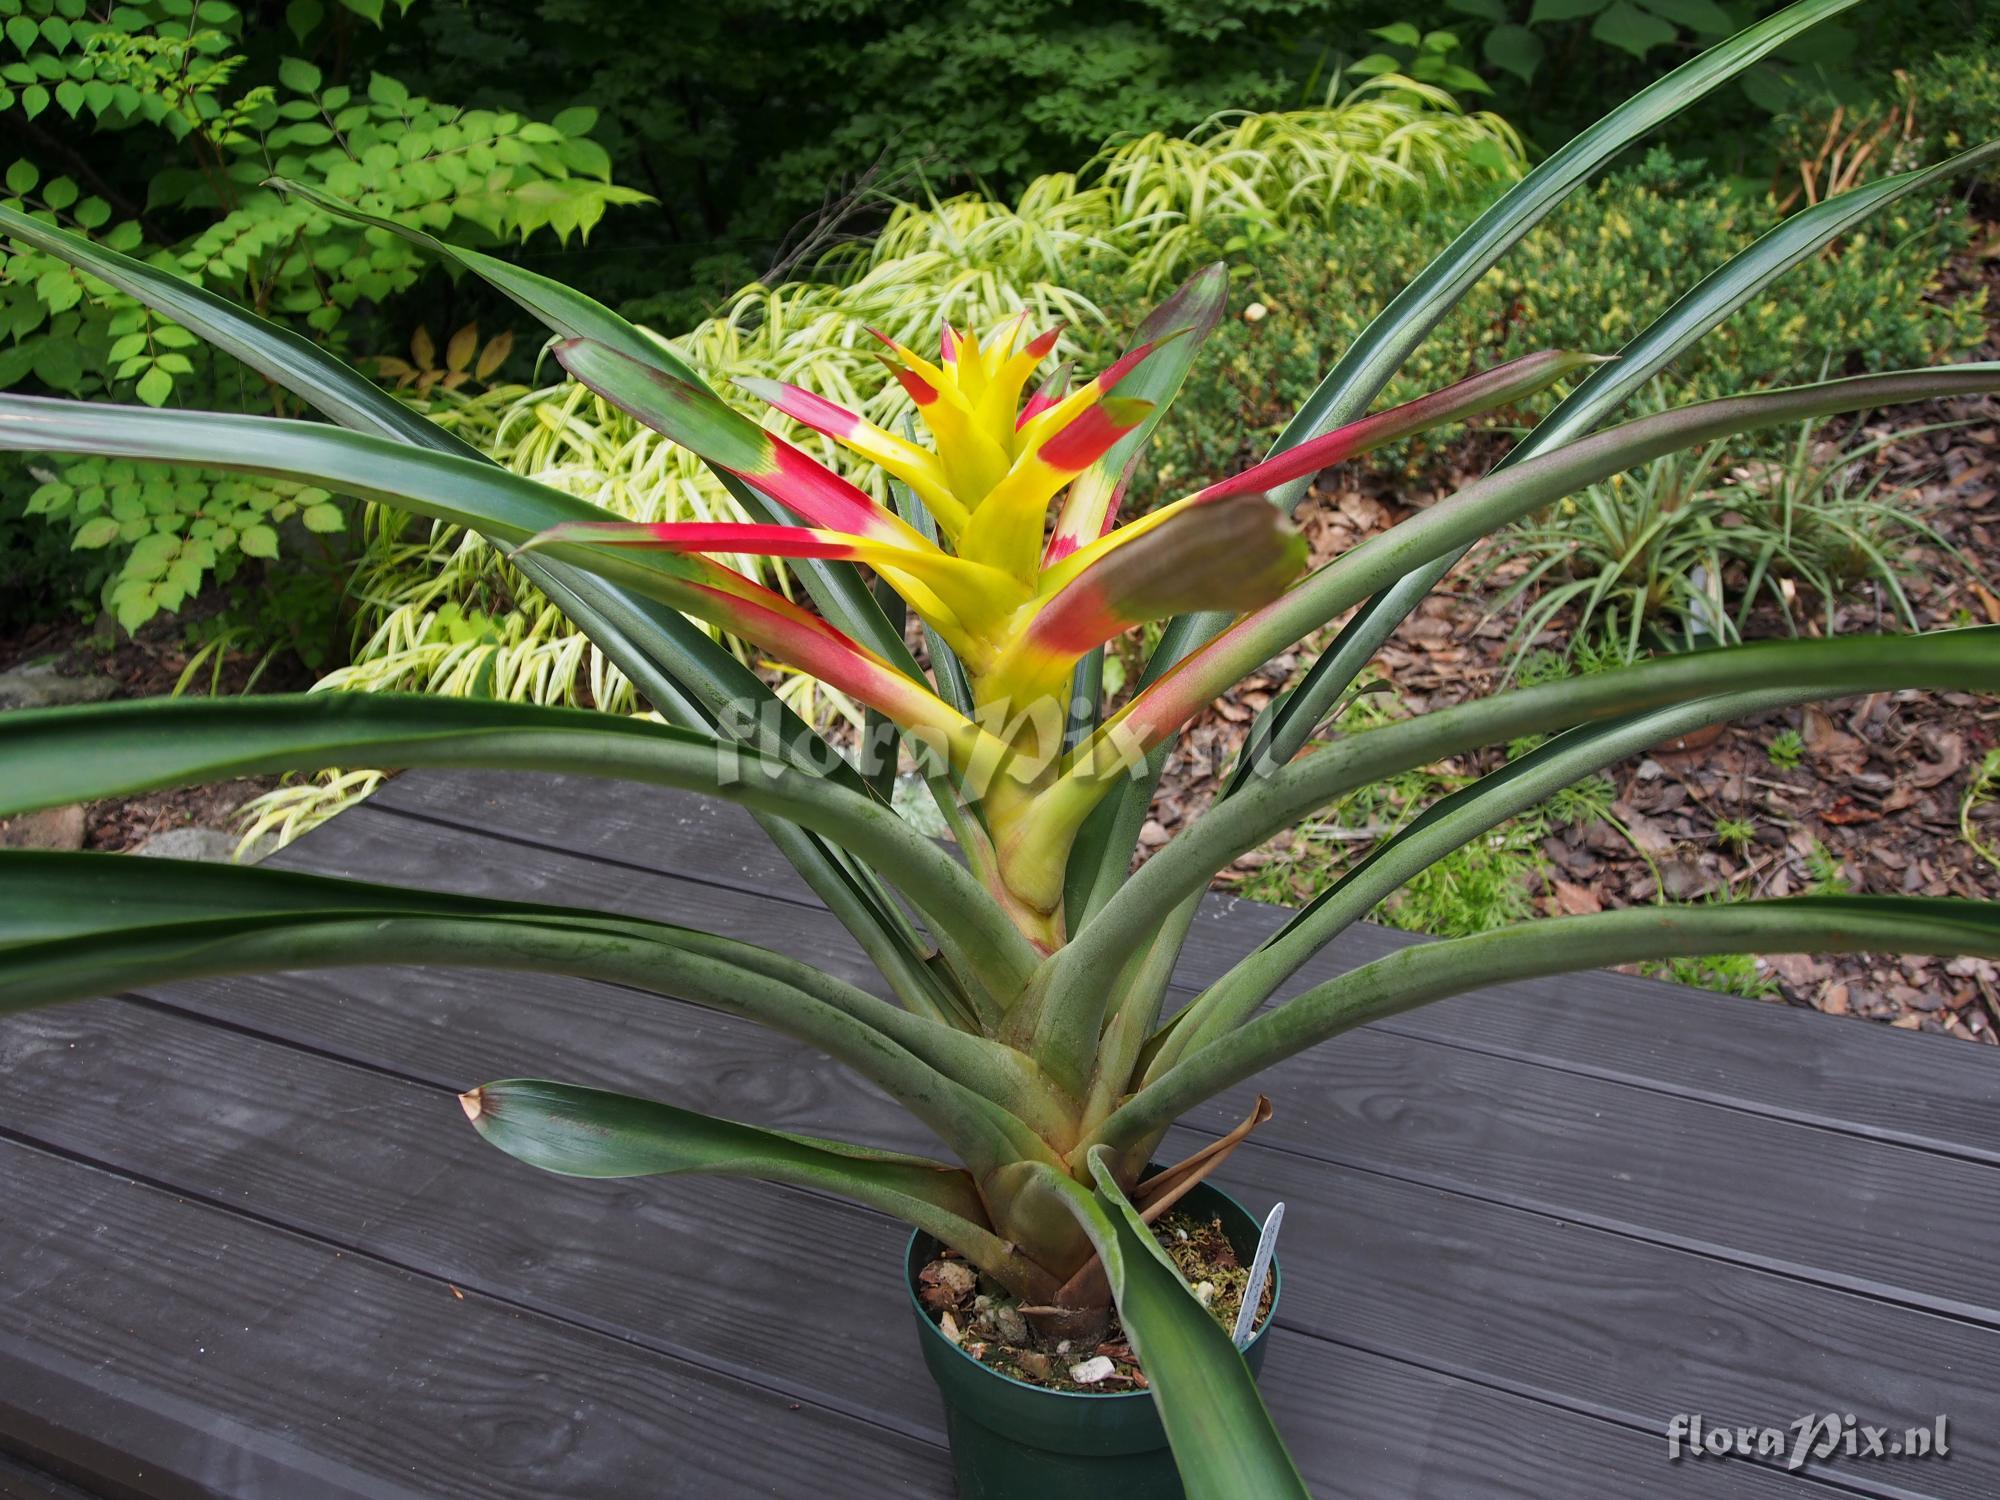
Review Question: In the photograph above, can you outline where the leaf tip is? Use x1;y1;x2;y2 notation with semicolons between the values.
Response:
458;1087;485;1122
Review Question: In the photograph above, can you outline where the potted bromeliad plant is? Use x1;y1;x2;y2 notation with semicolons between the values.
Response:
2;2;1996;1493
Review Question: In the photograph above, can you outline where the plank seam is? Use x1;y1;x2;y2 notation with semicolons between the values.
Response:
0;1126;954;1456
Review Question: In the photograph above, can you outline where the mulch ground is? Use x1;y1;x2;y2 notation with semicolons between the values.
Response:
1137;369;2000;1042
0;606;298;851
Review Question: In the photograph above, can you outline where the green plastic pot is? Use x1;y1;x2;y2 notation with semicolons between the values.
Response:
903;1177;1280;1499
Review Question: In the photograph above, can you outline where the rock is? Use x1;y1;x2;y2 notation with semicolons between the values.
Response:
1069;1355;1116;1384
0;662;117;711
0;805;85;850
130;827;245;863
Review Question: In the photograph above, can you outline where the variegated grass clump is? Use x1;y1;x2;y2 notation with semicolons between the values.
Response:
239;76;1524;847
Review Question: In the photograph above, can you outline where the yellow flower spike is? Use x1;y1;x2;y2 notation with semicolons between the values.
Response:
976;322;1064;448
1013;328;1186;455
949;322;988;403
959;396;1155;582
735;377;969;536
875;341;1012;510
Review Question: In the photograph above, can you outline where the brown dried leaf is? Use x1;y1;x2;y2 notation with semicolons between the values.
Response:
1554;879;1602;916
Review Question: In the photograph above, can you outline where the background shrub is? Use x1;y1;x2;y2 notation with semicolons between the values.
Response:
0;0;642;637
1120;148;1984;497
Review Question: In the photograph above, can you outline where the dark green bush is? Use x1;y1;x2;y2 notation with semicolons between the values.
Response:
1111;149;1983;498
0;0;640;639
1905;43;2000;185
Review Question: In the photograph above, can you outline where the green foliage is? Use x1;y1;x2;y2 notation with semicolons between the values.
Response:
1642;950;1780;998
1715;815;1757;851
1903;42;2000;185
1804;836;1850;894
24;457;340;631
382;0;1471;313
1126;148;1982;499
1348;21;1492;96
263;86;1515;830
0;0;642;636
0;460;101;628
1476;414;1983;665
371;0;1980;317
1964;749;2000;873
1439;0;1982;166
1766;726;1805;768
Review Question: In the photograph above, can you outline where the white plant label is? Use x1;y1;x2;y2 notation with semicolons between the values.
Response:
1232;1202;1284;1349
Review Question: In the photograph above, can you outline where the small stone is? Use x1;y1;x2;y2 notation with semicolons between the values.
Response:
0;663;117;712
1193;1282;1217;1308
939;1312;963;1344
0;805;84;850
130;827;241;863
1069;1355;1116;1384
1242;302;1269;323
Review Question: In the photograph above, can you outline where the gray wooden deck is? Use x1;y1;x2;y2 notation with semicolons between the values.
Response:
2;767;1997;1498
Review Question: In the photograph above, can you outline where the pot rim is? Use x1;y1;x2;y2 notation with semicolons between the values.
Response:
902;1177;1282;1404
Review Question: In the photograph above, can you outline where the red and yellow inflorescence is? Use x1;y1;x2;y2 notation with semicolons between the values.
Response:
525;274;1598;933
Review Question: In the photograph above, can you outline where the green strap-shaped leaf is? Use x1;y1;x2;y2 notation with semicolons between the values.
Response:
268;177;918;670
0;693;1038;1003
0;849;1058;1171
1267;0;1863;474
0;197;954;1020
1169;690;1789;1062
1018;1155;1308;1500
1229;135;2000;791
1078;0;1861;925
1046;626;2000;1026
1101;896;2000;1151
462;1078;1060;1302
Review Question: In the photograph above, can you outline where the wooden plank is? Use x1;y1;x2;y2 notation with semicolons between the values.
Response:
250;802;2000;1326
1212;1139;1997;1500
0;997;1982;1496
0;1453;102;1500
0;998;948;1444
1171;896;2000;1169
0;1125;1827;1500
0;1139;955;1500
1238;1333;1854;1499
371;769;2000;1165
